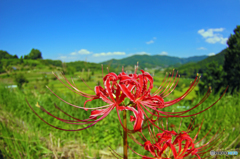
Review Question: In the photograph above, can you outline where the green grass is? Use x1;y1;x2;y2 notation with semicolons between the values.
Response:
0;82;239;158
0;68;239;158
0;86;123;158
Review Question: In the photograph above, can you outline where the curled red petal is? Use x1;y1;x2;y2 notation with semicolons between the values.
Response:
119;84;135;101
130;115;136;122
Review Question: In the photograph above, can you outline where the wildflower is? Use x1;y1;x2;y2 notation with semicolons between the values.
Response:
27;65;228;132
127;119;225;159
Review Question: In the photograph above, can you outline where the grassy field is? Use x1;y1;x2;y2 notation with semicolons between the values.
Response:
0;67;239;158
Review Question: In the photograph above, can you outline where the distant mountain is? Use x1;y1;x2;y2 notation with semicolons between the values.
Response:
102;55;208;69
66;60;112;72
176;48;226;78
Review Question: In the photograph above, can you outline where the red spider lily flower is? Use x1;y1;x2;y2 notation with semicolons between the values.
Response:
26;70;145;132
93;71;145;131
127;118;225;159
27;64;228;133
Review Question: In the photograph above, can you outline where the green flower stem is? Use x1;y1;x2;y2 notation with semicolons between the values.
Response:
123;110;128;159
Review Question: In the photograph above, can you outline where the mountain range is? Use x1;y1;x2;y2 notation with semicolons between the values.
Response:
101;48;227;78
102;54;208;69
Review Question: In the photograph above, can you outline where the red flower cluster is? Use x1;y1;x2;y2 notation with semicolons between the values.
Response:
128;119;224;159
27;66;227;133
28;69;160;131
142;130;212;159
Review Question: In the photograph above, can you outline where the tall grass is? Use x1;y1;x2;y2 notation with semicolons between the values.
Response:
0;83;239;158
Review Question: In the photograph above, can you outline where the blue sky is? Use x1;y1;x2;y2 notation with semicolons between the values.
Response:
0;0;240;63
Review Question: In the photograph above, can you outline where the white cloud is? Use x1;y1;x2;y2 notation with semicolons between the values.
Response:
198;28;224;38
205;36;228;44
146;37;157;44
70;49;91;55
70;52;77;55
78;49;91;54
197;47;207;50
135;52;150;55
208;52;216;56
128;52;150;57
198;28;228;45
59;56;67;59
159;51;168;55
93;52;126;57
146;40;154;44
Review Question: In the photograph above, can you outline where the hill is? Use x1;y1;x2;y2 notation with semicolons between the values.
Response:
102;54;208;69
176;48;226;78
66;60;113;72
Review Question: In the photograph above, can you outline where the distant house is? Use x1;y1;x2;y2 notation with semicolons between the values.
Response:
6;85;17;88
152;66;162;70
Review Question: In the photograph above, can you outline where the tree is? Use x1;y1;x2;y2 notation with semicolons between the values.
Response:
13;55;18;59
0;50;18;59
66;66;76;75
14;73;29;89
24;48;42;59
199;62;225;94
223;25;240;93
62;62;76;75
0;63;5;74
20;56;24;64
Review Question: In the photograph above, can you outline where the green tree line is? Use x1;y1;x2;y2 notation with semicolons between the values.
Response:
199;25;240;94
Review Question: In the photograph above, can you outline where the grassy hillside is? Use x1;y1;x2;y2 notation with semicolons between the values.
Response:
176;48;226;78
1;55;239;158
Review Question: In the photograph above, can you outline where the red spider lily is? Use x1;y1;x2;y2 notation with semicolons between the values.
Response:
127;118;225;159
27;65;228;133
26;69;145;131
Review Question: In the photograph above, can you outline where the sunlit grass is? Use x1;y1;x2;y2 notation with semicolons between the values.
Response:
0;68;239;158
